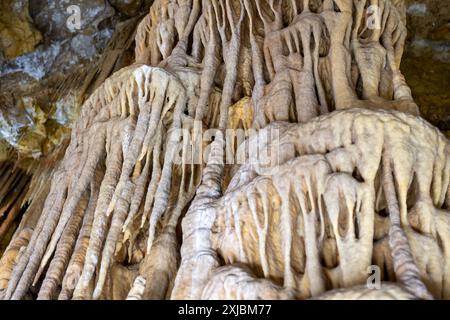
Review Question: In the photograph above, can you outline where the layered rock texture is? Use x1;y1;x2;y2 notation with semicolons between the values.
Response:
0;0;449;300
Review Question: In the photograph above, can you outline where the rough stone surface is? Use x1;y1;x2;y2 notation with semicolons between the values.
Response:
403;0;450;135
0;0;42;59
0;0;148;161
0;0;448;301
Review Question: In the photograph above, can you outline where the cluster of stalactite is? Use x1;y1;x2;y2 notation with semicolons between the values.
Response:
173;109;449;300
0;162;30;251
0;0;449;300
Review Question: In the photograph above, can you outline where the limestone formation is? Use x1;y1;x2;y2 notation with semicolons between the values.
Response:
0;0;448;301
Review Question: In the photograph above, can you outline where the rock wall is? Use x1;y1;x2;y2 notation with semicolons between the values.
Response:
402;0;450;137
0;0;152;163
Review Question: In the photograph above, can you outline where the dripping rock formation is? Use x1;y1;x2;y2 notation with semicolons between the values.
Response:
0;0;449;300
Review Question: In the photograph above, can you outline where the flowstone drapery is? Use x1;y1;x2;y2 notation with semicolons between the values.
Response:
173;109;449;300
0;0;449;300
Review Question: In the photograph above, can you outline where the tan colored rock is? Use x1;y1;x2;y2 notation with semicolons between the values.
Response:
0;228;33;290
1;0;449;301
173;109;449;300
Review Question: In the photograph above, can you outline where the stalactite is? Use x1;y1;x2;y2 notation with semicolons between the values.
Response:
1;0;448;301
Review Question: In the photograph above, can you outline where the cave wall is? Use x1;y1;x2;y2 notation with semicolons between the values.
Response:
402;0;450;137
0;0;152;164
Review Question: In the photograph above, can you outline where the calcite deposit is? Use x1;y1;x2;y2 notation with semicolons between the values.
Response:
0;0;449;301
